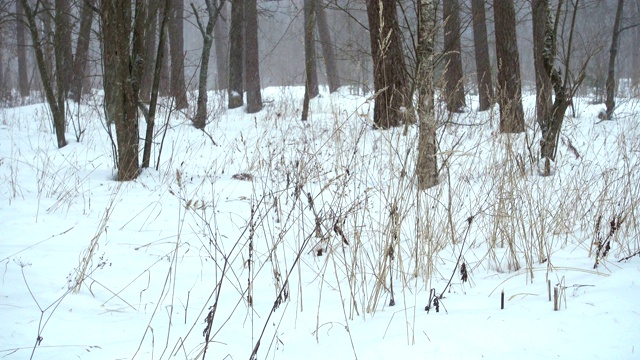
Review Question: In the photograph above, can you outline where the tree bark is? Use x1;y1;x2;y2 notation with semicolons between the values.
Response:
19;0;67;148
139;0;159;102
532;0;552;128
228;0;244;109
193;0;226;128
315;1;340;93
214;0;229;90
101;0;144;180
16;0;30;98
366;0;411;129
303;0;319;100
470;0;493;111
245;0;262;113
442;0;465;112
605;0;625;120
69;0;95;103
54;0;73;96
416;0;438;190
494;0;524;133
168;0;188;110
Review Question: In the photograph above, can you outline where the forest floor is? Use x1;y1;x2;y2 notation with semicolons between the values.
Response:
1;87;639;359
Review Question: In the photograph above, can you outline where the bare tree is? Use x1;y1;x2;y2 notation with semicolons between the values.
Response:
19;0;67;147
302;0;317;121
494;0;524;133
245;0;262;113
16;0;30;98
532;0;552;128
101;0;146;180
168;0;188;110
366;0;412;129
54;0;73;95
214;0;229;90
470;0;493;111
416;0;438;190
69;0;95;103
139;0;159;102
316;1;340;93
442;0;465;112
192;0;226;128
605;0;625;119
228;0;243;109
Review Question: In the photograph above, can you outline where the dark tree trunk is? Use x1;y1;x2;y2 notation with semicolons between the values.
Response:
416;0;438;190
19;0;67;148
168;0;188;110
494;0;524;133
228;0;244;109
54;0;73;96
16;0;30;98
69;0;95;103
214;0;229;90
532;0;552;128
303;0;319;100
605;0;625;120
159;5;171;97
193;0;226;128
139;0;159;102
442;0;465;112
101;0;144;181
470;0;493;111
315;1;340;93
366;0;411;129
245;0;262;113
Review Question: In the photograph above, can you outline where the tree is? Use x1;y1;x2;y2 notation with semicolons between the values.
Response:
416;0;438;190
539;0;588;175
139;0;159;102
16;0;30;98
532;0;552;128
228;0;243;109
316;1;340;93
366;0;412;129
213;0;229;90
54;0;73;96
494;0;524;133
302;0;318;121
19;0;67;148
101;0;146;180
69;0;95;103
245;0;262;113
192;0;226;128
470;0;493;111
442;0;465;112
605;0;625;120
168;0;188;110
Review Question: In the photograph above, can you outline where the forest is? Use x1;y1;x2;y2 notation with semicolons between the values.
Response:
1;1;639;359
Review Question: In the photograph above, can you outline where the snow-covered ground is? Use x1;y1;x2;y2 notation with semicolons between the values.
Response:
1;88;639;359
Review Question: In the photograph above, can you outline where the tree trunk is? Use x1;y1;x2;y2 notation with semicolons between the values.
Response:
245;0;262;113
69;0;94;103
532;0;552;129
214;0;229;90
494;0;524;133
315;1;340;93
16;0;30;98
633;1;640;94
470;0;493;111
139;0;159;102
303;0;319;100
366;0;411;129
19;0;67;148
101;0;144;181
605;0;625;120
416;0;438;190
159;5;171;97
228;0;244;109
168;0;188;110
193;0;226;128
54;0;73;96
442;0;465;112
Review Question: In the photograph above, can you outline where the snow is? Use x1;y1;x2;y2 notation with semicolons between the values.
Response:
1;88;639;359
